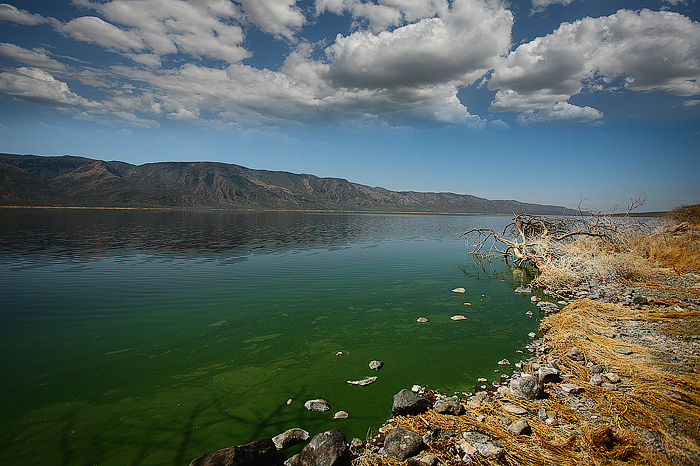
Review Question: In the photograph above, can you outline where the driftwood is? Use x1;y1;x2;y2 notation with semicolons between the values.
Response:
460;196;649;269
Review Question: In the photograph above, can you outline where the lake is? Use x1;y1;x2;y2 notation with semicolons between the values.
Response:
0;209;541;466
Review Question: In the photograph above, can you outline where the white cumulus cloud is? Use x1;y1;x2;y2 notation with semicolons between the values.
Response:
488;9;700;121
239;0;306;41
0;43;68;72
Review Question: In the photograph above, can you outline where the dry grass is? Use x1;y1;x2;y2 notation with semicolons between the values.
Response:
533;219;700;290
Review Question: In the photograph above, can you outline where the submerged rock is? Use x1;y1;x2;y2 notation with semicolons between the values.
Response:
369;360;384;370
450;315;467;321
304;399;330;412
189;438;277;466
346;376;377;386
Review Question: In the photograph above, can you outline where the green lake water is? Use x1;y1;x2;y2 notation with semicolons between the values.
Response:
0;209;541;465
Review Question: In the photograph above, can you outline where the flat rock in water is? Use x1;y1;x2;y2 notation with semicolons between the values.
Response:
273;428;310;450
304;399;330;411
537;302;560;313
346;376;377;386
451;287;466;293
497;358;510;366
333;411;349;419
369;360;384;370
451;315;467;321
528;332;537;338
416;317;428;323
515;285;532;294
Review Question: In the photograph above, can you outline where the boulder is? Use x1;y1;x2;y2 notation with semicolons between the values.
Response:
189;438;277;466
589;374;604;386
537;366;561;383
450;315;467;321
273;428;310;450
433;397;465;416
392;389;433;416
477;442;504;460
565;346;585;361
515;285;532;294
509;374;544;400
451;287;466;293
384;428;424;461
304;399;330;412
604;372;621;383
508;419;532;436
300;429;350;466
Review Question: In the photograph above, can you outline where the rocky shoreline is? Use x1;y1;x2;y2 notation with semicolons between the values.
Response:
189;270;700;466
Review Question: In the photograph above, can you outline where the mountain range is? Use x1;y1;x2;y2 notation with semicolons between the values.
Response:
0;153;576;215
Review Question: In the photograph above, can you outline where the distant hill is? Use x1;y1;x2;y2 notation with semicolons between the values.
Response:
0;153;577;215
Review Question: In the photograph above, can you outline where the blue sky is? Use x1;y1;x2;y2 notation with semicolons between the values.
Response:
0;0;698;211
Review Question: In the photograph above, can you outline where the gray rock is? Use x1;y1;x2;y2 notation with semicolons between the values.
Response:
189;438;277;466
537;407;547;419
589;374;604;386
304;399;330;412
462;431;491;444
515;285;532;294
501;403;528;415
392;389;432;416
632;296;648;305
273;428;310;450
509;374;544;400
537;366;561;383
406;454;438;466
477;442;504;460
300;429;350;466
433;397;465;415
561;383;584;394
285;453;302;466
604;372;621;383
333;411;349;419
349;438;364;456
565;346;585;361
601;382;618;391
537;302;560;313
508;419;532;436
369;360;384;370
589;364;604;375
384;428;424;461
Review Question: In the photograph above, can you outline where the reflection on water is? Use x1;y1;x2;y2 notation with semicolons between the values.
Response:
0;209;539;466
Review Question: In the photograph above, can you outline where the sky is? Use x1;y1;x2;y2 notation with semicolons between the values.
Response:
0;0;698;212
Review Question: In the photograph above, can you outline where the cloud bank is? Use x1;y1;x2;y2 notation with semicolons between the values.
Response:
0;1;698;129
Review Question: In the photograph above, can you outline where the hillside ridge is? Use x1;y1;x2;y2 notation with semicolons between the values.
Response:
0;153;577;214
